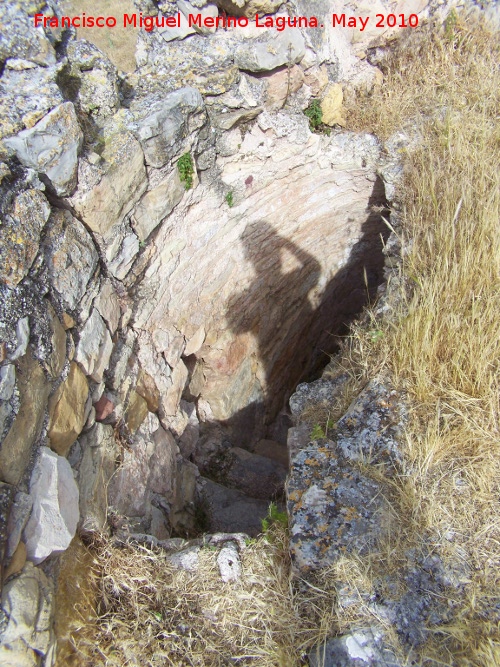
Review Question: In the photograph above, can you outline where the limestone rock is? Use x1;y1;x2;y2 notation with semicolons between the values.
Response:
45;303;66;380
108;416;177;520
167;545;200;571
8;317;29;361
95;279;121;334
0;349;49;486
125;391;149;434
217;541;241;582
0;188;50;287
197;477;269;537
160;360;189;421
105;224;140;280
287;425;310;461
75;309;113;383
0;365;15;401
4;102;83;196
287;442;391;575
264;65;305;111
24;447;79;564
0;59;57;139
0;3;56;66
178;401;200;459
214;0;283;18
304;65;329;97
309;627;402;667
70;120;148;237
48;362;89;456
321;84;347;127
78;424;118;532
65;39;120;118
0;481;14;575
234;21;306;72
43;209;99;311
129;87;205;168
0;562;55;666
136;370;160;413
134;32;238;95
336;380;404;467
6;492;32;561
289;375;350;420
132;168;185;241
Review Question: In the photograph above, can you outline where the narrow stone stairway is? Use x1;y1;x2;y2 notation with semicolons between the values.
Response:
196;440;288;536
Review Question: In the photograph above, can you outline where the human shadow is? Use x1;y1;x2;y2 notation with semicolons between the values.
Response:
209;177;389;449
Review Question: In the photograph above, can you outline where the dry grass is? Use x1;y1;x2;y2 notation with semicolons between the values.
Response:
65;528;338;667
63;13;500;667
340;13;500;665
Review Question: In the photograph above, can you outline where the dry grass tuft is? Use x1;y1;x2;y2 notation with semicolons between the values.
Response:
67;527;330;666
341;13;500;665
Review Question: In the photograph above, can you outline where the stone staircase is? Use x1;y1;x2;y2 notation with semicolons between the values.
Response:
195;439;288;537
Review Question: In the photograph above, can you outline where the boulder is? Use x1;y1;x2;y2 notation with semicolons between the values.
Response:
0;3;56;66
108;416;177;520
94;279;121;334
0;189;51;287
43;209;99;311
197;477;269;536
287;439;392;575
321;84;347;127
234;21;305;71
69;120;148;237
134;32;238;95
0;350;50;486
132;168;185;241
48;362;89;456
75;309;113;383
309;627;402;667
65;39;120;118
0;562;55;667
0;62;63;141
24;448;79;564
129;87;205;168
4;102;83;196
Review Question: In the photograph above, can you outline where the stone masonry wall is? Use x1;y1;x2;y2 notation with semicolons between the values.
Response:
0;0;494;664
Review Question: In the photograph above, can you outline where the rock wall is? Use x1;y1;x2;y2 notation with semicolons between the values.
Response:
0;0;493;663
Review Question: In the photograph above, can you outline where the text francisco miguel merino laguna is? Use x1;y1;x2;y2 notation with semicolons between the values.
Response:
34;12;419;32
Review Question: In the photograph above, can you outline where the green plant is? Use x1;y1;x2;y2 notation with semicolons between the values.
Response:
311;424;325;439
444;8;458;40
225;191;234;208
261;502;288;533
304;99;323;132
177;152;194;190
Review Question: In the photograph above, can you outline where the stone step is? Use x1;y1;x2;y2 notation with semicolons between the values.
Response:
251;439;289;468
196;477;274;537
223;447;287;500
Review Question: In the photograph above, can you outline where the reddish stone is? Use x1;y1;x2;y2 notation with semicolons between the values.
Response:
94;395;115;422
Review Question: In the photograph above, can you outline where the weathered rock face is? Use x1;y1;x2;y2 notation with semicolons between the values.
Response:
134;128;387;435
2;0;491;660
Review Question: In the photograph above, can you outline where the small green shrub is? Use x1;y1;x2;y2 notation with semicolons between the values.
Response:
225;191;234;208
304;100;331;136
177;152;194;190
261;502;288;533
311;424;326;439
